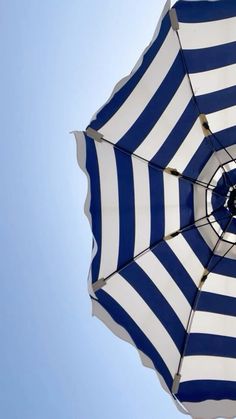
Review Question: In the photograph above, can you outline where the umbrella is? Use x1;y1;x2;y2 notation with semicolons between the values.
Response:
74;0;236;417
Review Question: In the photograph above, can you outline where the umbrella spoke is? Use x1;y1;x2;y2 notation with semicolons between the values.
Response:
87;131;226;199
92;206;227;291
205;240;236;274
172;215;234;390
181;214;231;235
210;130;236;168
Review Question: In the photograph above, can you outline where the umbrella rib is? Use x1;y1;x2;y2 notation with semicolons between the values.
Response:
92;206;225;291
182;213;231;235
172;215;233;393
201;215;234;278
204;239;236;275
88;133;225;199
210;129;236;166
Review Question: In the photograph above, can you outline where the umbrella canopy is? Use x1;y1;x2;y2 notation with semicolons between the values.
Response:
75;0;236;417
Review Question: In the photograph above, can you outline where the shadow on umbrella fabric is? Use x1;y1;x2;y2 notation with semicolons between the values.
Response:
74;0;236;418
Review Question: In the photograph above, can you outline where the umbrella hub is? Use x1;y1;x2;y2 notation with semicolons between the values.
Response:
227;188;236;215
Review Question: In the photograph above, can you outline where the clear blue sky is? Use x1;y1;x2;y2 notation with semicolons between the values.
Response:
1;1;184;418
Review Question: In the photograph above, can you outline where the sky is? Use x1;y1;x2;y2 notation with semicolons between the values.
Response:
1;1;185;418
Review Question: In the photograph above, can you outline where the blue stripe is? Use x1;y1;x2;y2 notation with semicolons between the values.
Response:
196;86;236;115
211;253;236;278
89;14;171;131
85;136;102;282
212;170;229;196
115;148;135;270
179;178;194;231
178;380;236;402
121;262;186;352
211;172;236;235
182;138;212;180
210;126;236;152
186;334;236;358
182;228;212;268
149;166;165;245
151;99;199;168
94;292;173;390
117;53;186;152
210;209;235;238
209;207;232;235
153;242;197;304
197;292;236;317
175;0;236;23
184;42;236;74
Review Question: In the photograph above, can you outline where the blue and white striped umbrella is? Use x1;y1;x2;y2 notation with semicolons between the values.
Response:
75;1;236;417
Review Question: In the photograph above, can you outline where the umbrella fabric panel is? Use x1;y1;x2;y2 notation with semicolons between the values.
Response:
77;132;190;282
93;232;204;388
121;68;190;160
88;5;199;166
149;98;198;169
89;3;172;135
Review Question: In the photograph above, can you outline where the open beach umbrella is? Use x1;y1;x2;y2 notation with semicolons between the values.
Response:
74;0;236;417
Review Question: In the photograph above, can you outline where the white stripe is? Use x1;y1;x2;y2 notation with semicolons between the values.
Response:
163;172;180;235
222;231;236;243
196;151;219;186
136;251;191;327
100;29;179;142
207;105;236;133
196;223;235;257
206;191;214;220
183;400;236;419
134;76;191;161
95;142;120;279
168;117;204;172
204;272;236;298
193;183;206;227
191;63;236;96
212;165;224;186
167;234;203;286
103;273;180;376
179;16;236;49
181;356;236;382
190;311;236;338
132;156;151;256
225;161;236;172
